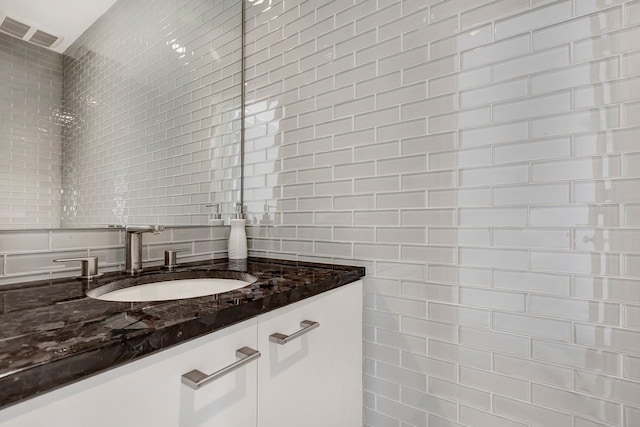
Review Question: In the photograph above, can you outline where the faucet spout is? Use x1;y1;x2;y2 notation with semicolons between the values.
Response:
125;225;165;274
126;225;165;234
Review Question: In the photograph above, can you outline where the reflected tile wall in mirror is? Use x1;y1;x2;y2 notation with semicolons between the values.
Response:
0;33;63;229
0;0;243;229
61;0;242;227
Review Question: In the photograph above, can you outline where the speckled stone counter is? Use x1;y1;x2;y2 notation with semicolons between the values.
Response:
0;257;365;409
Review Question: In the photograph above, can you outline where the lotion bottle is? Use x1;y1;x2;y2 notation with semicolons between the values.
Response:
228;203;247;259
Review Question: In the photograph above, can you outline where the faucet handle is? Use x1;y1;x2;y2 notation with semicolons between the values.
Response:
53;256;102;280
163;249;189;271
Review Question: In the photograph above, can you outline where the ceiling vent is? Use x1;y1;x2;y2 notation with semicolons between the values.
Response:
0;16;29;38
0;14;63;50
29;29;59;48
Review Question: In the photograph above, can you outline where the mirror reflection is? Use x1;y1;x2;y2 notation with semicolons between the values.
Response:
0;0;243;230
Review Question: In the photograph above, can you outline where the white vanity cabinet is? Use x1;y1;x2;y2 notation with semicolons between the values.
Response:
257;280;363;427
0;318;259;427
0;280;362;427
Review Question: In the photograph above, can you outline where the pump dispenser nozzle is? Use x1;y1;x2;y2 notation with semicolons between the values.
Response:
233;203;244;219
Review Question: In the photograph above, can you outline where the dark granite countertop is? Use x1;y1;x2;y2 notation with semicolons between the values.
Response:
0;257;365;409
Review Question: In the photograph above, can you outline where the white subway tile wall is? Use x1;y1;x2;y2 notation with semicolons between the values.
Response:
60;0;242;227
243;0;640;426
0;33;63;229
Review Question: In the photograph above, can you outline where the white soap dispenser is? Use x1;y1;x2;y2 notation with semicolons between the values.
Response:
228;203;247;260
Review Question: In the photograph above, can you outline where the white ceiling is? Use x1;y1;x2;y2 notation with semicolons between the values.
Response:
0;0;118;53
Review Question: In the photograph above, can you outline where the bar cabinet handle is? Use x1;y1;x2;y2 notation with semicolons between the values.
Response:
181;346;260;390
269;320;320;345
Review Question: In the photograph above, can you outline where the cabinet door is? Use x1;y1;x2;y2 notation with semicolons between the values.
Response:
0;318;259;427
257;281;363;427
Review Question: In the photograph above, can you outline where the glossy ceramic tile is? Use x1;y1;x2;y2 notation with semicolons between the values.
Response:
575;323;640;354
530;205;620;227
493;270;571;295
494;395;572;427
493;311;572;342
459;405;528;427
532;339;621;375
430;265;491;287
494;1;572;40
400;387;458;421
531;57;620;94
493;354;573;388
430;25;492;60
575;228;640;252
402;16;458;50
575;370;640;406
492;183;570;206
428;377;490;411
533;7;622;50
462;0;530;31
493;91;571;123
459;287;527;312
493;45;570;82
460;366;529;400
530;294;620;325
625;406;640;427
459;121;529;148
531;383;621;426
492;137;571;164
573;26;640;62
574;178;640;203
428;340;491;371
461;34;530;69
573;276;640;303
0;231;50;252
492;228;571;249
429;0;494;23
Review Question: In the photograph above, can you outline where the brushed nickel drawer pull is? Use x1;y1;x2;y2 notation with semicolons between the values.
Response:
269;320;319;345
181;346;260;390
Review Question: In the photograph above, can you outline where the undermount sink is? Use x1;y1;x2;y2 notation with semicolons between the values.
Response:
87;270;257;302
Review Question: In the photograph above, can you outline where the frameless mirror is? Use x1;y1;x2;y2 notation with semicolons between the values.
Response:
0;0;243;229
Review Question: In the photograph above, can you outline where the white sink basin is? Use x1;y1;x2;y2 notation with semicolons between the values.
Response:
94;278;251;302
87;271;257;302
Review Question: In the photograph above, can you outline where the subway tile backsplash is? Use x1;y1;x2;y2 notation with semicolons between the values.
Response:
0;226;229;285
243;0;640;426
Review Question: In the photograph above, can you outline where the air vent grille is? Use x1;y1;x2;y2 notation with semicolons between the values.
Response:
0;16;30;38
29;29;59;48
0;14;63;50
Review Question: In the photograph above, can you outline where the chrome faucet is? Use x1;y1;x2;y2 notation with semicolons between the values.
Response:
125;225;165;274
